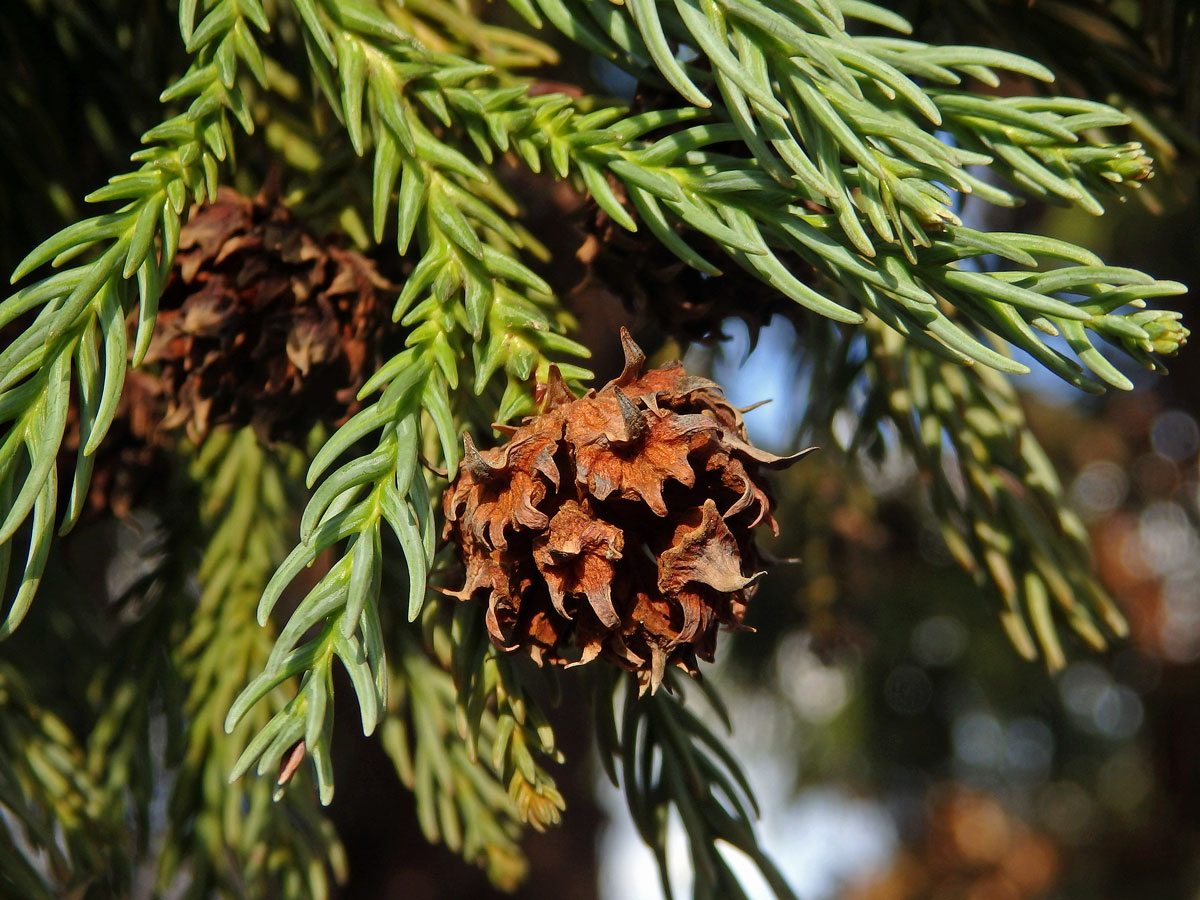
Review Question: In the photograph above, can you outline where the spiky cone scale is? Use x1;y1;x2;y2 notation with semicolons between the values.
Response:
444;329;810;692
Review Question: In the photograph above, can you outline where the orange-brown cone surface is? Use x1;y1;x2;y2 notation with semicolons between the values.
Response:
444;329;810;692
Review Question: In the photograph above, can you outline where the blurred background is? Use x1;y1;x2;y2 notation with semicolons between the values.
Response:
3;0;1198;898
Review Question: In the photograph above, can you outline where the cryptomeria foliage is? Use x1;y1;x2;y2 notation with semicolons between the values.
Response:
0;0;1191;896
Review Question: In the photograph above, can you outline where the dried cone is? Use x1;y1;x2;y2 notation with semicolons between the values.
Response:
48;186;396;522
146;184;395;444
444;329;810;692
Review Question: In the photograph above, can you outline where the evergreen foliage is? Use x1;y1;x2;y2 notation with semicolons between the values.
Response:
0;0;1190;896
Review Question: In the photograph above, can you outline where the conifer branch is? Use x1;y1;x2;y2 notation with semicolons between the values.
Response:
0;0;268;637
475;0;1186;384
0;664;118;899
859;320;1126;667
381;607;563;887
596;670;797;900
83;545;190;877
227;0;591;798
445;87;1186;390
292;4;1187;390
166;429;344;896
448;600;565;832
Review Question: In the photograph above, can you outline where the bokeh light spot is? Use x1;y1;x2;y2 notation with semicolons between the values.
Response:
1068;461;1128;520
911;615;969;667
1151;409;1199;462
954;712;1005;769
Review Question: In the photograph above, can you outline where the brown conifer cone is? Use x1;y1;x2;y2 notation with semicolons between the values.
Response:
444;329;811;692
146;184;395;445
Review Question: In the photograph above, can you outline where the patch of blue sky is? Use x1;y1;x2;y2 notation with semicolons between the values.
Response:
686;317;809;454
